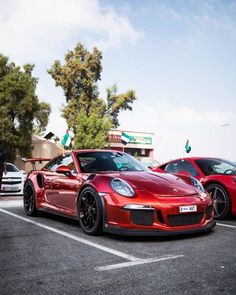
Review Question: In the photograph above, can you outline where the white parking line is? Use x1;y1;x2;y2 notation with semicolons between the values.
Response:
95;255;184;271
0;208;184;271
216;222;236;229
0;208;140;261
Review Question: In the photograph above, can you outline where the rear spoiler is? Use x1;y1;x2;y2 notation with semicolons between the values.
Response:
21;157;51;170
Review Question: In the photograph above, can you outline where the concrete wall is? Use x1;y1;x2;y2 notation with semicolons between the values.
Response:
15;135;64;172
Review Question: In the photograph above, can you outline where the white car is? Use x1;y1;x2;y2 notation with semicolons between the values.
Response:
0;163;27;195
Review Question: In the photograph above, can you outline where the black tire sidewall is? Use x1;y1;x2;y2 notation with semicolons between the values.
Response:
78;187;103;235
205;183;231;219
23;181;37;216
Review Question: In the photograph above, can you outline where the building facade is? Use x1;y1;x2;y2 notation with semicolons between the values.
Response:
108;130;155;161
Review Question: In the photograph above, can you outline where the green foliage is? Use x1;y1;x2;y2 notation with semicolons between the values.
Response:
106;84;136;128
0;54;51;162
48;43;137;149
74;104;111;149
48;43;103;129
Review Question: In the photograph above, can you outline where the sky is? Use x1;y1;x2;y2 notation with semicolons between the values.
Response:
0;0;236;162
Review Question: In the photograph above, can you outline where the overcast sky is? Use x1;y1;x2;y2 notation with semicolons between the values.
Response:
0;0;235;162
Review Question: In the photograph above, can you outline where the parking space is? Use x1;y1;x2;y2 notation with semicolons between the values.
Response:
0;197;235;294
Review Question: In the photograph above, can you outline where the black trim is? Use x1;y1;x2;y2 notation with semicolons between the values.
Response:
103;220;216;236
87;173;96;181
100;195;107;231
38;208;79;221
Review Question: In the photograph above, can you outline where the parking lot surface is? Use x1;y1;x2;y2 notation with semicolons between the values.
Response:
0;197;235;295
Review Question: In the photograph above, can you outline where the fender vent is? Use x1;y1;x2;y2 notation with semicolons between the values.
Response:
36;174;44;188
87;174;96;181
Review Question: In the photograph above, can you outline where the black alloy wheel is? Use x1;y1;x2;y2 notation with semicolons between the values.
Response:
78;187;103;235
205;183;231;219
23;181;38;216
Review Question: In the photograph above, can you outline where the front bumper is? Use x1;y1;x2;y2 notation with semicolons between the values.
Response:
104;220;216;236
0;185;23;195
101;191;215;236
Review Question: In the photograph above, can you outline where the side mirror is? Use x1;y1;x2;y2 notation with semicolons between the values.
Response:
55;165;71;176
152;167;164;173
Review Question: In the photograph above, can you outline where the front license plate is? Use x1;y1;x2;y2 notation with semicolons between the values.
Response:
179;205;197;213
2;186;20;191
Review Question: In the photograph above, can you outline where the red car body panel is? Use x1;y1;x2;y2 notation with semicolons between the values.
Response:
157;157;236;216
24;151;215;236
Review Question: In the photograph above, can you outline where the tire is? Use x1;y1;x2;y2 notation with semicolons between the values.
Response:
23;181;38;216
78;187;103;235
205;183;231;219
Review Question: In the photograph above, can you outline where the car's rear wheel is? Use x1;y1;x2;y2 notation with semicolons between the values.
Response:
23;181;38;216
205;183;231;219
78;187;103;235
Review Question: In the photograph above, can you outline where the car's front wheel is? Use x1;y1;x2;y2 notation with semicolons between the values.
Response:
205;183;231;219
78;187;103;235
23;181;38;216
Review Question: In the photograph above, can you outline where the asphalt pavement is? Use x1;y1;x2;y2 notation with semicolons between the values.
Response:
0;196;235;295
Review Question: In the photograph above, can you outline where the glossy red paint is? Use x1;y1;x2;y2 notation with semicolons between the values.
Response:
157;157;236;219
23;150;215;236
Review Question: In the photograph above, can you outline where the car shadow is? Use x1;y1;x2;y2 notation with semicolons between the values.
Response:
37;210;216;242
106;228;215;243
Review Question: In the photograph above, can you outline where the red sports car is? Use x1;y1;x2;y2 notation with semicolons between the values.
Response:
157;157;236;219
23;150;215;236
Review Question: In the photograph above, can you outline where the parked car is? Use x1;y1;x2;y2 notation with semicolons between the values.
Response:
0;163;27;195
23;150;215;236
157;157;236;219
139;157;160;169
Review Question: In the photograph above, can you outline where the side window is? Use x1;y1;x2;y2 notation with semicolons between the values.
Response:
165;160;199;177
60;154;77;173
165;161;179;174
78;156;97;173
44;154;76;173
44;157;61;171
177;160;199;177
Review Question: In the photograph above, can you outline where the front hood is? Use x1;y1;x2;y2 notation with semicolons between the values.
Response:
114;171;198;197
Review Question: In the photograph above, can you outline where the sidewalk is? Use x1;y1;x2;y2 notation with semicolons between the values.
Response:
0;195;23;208
0;195;23;200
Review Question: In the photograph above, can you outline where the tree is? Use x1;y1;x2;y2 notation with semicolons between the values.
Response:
106;84;136;128
48;43;137;149
0;54;51;162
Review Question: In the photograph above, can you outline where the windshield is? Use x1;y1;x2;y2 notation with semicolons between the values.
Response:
195;158;236;176
77;151;148;173
6;163;19;172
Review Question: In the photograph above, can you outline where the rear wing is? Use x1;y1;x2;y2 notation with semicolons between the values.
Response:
21;157;51;171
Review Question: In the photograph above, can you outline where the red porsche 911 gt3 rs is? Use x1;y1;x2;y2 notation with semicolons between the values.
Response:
23;150;215;236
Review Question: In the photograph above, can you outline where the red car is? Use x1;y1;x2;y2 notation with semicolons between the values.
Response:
157;157;236;219
23;150;215;236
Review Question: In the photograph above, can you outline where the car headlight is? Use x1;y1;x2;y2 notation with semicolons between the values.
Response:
189;176;205;192
110;178;135;197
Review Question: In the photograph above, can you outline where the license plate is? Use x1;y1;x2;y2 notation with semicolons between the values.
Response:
179;205;197;213
1;186;20;191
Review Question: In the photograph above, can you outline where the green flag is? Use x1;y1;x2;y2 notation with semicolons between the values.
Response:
61;130;71;147
121;132;134;145
185;139;191;153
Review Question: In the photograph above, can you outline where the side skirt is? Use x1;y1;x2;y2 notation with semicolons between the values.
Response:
38;207;79;221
